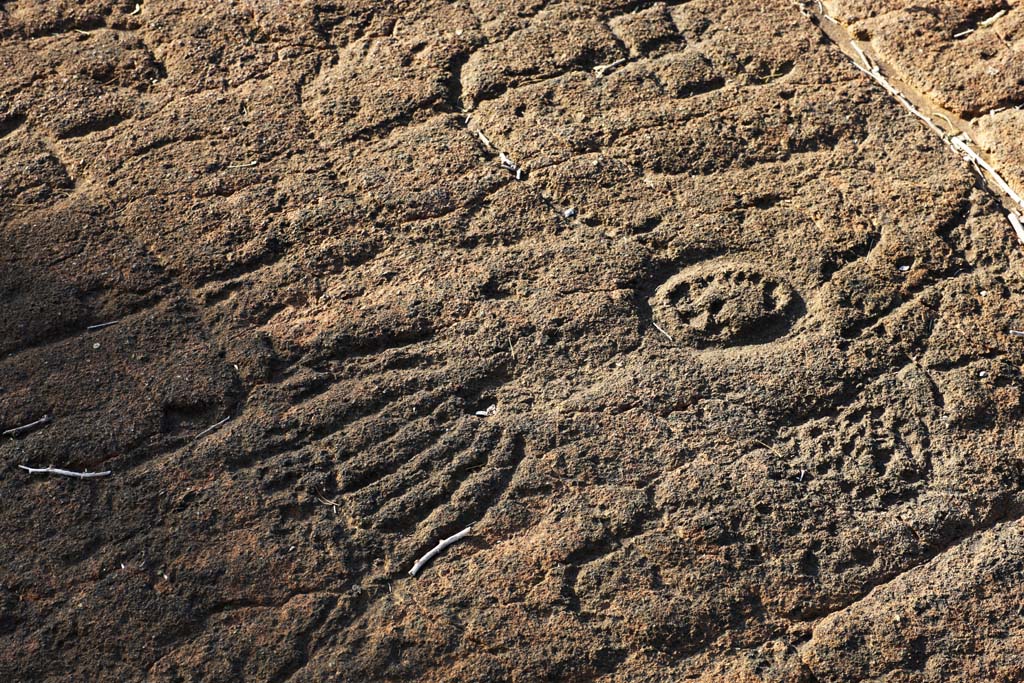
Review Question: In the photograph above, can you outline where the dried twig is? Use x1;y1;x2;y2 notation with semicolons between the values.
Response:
2;415;52;437
979;9;1006;28
226;159;258;169
314;489;341;513
949;136;1024;212
86;320;119;331
594;58;626;78
19;465;111;479
409;526;472;577
128;3;141;16
314;488;340;506
652;321;674;342
1009;329;1024;337
1008;213;1024;244
193;415;230;441
499;151;523;180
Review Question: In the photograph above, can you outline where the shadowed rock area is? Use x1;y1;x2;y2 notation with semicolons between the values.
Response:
2;1;1024;681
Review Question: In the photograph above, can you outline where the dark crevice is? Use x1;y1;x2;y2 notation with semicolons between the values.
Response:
0;112;26;139
57;112;128;139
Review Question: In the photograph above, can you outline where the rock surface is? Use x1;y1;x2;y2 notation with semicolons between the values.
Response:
2;1;1024;681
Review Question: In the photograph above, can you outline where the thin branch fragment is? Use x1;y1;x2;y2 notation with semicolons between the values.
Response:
1009;213;1024;244
979;9;1006;28
19;465;111;479
193;416;231;441
314;488;340;513
652;322;674;342
2;415;52;437
594;58;626;78
499;151;522;179
409;526;472;577
87;320;119;331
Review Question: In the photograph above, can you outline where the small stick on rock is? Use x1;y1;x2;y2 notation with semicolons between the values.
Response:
409;526;472;577
87;320;120;331
1009;213;1024;244
314;489;340;514
594;58;626;78
652;322;674;343
193;416;231;441
19;465;111;479
979;9;1006;28
226;159;258;169
1009;329;1024;337
2;415;52;437
499;151;523;179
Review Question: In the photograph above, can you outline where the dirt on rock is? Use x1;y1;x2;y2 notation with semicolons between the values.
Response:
3;1;1024;681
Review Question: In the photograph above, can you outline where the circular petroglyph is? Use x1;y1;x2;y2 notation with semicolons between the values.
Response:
652;261;802;348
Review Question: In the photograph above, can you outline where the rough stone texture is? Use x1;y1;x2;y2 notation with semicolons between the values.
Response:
825;0;1024;197
2;1;1024;681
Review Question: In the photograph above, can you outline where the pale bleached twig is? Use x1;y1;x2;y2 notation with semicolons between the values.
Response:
849;42;875;72
314;489;341;506
979;9;1006;28
314;489;340;514
128;3;141;16
409;526;472;577
2;414;52;437
226;159;257;169
1009;329;1024;337
193;415;231;441
87;320;119;331
933;111;955;130
499;151;523;180
19;465;111;479
594;58;625;78
1009;213;1024;244
949;136;1024;213
652;322;674;343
